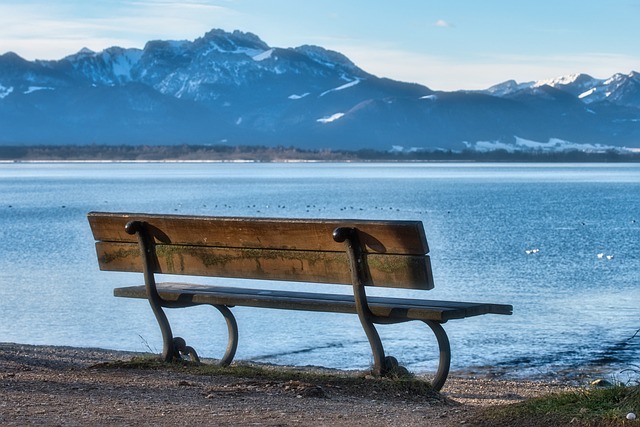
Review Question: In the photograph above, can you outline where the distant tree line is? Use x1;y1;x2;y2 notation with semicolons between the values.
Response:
1;144;639;162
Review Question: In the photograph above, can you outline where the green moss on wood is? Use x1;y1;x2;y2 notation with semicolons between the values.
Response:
100;248;139;264
367;255;423;275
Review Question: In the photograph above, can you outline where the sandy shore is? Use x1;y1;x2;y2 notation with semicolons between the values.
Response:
0;342;582;426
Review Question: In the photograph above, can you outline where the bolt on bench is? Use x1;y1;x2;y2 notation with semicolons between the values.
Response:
88;211;512;391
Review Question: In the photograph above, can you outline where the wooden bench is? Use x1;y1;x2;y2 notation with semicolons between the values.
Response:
88;211;512;391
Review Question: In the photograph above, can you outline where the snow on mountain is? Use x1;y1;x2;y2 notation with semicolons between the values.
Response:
533;73;602;94
484;80;534;97
582;71;640;107
288;93;310;99
578;87;596;99
317;112;345;123
253;49;274;62
513;136;626;153
0;83;13;98
320;78;361;96
485;71;640;108
24;86;54;94
109;49;143;81
464;136;632;153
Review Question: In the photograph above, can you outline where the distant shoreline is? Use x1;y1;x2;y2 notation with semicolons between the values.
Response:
1;144;639;163
0;159;277;164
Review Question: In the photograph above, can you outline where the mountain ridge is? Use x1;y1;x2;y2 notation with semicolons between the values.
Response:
0;29;638;152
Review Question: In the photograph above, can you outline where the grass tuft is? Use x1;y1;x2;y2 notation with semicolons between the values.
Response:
475;384;640;427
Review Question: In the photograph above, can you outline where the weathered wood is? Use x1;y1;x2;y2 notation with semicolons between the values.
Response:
88;211;429;255
95;241;434;289
114;283;513;322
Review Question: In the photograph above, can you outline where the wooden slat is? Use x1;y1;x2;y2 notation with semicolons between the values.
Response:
114;283;513;322
96;242;434;290
87;211;429;255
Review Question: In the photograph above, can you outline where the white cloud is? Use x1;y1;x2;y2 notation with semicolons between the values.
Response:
319;40;640;91
434;19;453;28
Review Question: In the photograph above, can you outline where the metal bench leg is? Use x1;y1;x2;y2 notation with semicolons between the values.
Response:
212;305;238;366
172;336;200;363
152;300;178;362
423;320;451;391
360;312;387;376
333;227;387;376
152;304;238;365
148;304;200;363
126;220;201;364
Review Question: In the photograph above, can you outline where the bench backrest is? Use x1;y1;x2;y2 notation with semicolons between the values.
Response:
88;212;434;290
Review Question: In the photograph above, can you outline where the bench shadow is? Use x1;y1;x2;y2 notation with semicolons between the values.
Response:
358;231;386;253
145;224;171;244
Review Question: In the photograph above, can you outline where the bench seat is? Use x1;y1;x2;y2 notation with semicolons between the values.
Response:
115;283;512;322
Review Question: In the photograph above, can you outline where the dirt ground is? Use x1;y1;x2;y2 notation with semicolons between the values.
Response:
0;343;581;426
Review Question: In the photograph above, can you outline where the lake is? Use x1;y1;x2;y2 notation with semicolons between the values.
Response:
1;161;638;383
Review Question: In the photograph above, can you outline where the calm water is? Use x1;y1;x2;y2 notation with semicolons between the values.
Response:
1;162;638;383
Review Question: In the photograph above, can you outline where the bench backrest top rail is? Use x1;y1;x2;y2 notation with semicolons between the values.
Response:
88;212;434;290
88;212;429;254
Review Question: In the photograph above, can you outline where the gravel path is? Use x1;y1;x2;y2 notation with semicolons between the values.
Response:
0;343;580;426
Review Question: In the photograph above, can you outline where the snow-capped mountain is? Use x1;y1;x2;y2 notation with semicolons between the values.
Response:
485;71;640;108
0;28;638;152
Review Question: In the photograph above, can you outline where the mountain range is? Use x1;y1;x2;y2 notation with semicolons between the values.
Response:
0;28;638;153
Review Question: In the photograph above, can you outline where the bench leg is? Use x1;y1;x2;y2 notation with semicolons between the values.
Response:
147;298;201;363
146;296;180;363
360;315;387;376
126;220;199;363
212;305;238;366
366;319;451;390
334;227;388;376
155;304;237;365
172;337;200;363
423;320;451;391
154;308;200;363
333;226;450;387
362;320;413;380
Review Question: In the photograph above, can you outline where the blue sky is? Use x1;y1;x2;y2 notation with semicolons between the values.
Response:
1;0;638;90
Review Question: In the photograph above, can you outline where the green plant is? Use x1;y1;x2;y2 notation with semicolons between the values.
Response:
475;385;640;426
